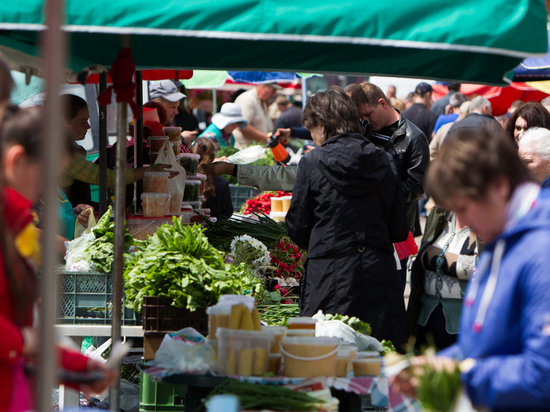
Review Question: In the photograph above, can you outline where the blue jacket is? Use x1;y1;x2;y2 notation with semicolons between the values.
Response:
440;192;550;411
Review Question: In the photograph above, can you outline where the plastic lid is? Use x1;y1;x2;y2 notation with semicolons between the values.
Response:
188;173;207;181
141;192;169;198
356;351;381;358
148;136;168;140
287;317;318;325
180;153;200;159
270;212;287;217
162;126;182;131
185;179;201;185
281;337;340;346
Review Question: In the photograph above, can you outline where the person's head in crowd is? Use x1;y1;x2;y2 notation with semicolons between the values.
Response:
349;82;396;131
509;100;524;113
274;95;289;112
468;96;493;116
171;80;191;111
149;80;186;124
387;85;397;99
343;83;357;96
517;127;550;184
449;92;468;110
458;101;471;119
211;103;249;136
505;101;550;144
413;82;434;109
60;94;90;142
541;96;550;114
143;100;168;126
393;99;406;112
302;86;362;147
405;92;415;109
427;127;532;242
446;83;461;93
255;83;280;104
2;106;73;202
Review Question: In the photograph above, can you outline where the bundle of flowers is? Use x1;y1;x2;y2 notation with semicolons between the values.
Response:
230;234;271;269
242;191;292;215
267;237;306;283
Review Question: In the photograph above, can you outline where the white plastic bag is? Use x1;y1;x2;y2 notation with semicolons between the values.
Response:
226;145;266;164
64;231;96;272
155;140;186;197
74;207;96;239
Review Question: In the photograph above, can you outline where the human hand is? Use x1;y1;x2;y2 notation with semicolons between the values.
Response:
181;130;198;146
21;327;39;361
276;128;291;141
200;162;234;177
147;163;180;178
214;156;227;162
74;204;93;227
80;359;118;398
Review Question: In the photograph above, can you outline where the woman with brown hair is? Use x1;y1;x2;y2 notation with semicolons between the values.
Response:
394;127;550;410
286;86;409;349
192;137;233;219
505;100;550;144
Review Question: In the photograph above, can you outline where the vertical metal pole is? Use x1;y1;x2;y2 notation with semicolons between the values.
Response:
135;71;143;211
39;0;66;411
98;72;108;216
110;34;130;412
212;88;217;114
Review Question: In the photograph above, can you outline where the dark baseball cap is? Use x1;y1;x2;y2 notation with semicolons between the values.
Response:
415;82;433;94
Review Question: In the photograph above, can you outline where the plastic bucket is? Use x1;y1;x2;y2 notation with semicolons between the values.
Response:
280;337;339;378
148;136;169;152
352;358;382;376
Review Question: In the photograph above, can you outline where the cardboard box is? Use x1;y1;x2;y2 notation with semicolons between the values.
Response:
143;332;165;360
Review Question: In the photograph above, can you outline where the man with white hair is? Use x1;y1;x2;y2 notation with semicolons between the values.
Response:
518;127;550;188
446;95;502;138
541;96;550;114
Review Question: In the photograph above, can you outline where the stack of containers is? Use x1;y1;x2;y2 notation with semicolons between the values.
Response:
148;136;169;164
270;195;292;222
162;127;182;159
180;154;202;211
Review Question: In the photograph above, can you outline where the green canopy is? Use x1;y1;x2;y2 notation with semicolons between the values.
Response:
0;0;547;84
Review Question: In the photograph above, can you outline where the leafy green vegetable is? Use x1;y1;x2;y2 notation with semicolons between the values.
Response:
380;339;396;355
123;219;262;312
323;313;372;336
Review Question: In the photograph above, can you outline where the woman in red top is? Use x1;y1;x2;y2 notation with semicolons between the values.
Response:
0;106;116;412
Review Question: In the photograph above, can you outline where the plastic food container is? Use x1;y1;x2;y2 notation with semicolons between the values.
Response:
336;345;358;377
148;136;169;152
189;200;201;210
280;337;339;378
281;196;292;213
207;295;256;339
171;141;180;157
268;353;282;375
270;211;286;222
271;197;283;212
163;126;182;142
141;193;169;217
187;173;207;196
180;153;200;176
126;216;174;240
356;351;380;359
168;191;184;214
285;328;315;337
149;151;159;164
143;171;170;193
216;328;274;376
287;317;318;330
352;358;382;376
183;179;201;201
261;326;287;353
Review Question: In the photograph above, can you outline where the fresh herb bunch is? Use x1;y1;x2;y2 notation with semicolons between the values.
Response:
204;212;287;252
230;234;271;269
205;379;326;411
266;236;305;282
123;219;262;312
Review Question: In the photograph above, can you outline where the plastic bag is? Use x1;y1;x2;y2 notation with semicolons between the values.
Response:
74;208;96;239
226;145;266;164
64;230;96;272
153;327;217;374
155;140;186;197
313;311;384;352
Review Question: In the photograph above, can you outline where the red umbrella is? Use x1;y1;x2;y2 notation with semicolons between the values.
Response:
460;82;549;116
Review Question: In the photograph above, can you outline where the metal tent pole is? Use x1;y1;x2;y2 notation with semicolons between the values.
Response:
109;34;130;412
135;71;143;211
98;72;108;216
38;0;66;411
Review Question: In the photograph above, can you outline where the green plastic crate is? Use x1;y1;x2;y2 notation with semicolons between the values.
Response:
57;271;137;325
229;184;261;212
140;367;186;412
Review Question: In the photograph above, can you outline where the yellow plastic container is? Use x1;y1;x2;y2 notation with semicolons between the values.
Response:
280;337;339;378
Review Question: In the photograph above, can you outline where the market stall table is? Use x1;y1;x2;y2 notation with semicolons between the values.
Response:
142;366;421;412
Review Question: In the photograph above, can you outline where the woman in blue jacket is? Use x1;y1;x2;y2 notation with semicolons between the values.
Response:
396;127;550;410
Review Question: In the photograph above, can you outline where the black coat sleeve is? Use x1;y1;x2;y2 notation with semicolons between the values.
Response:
402;133;430;203
285;156;315;250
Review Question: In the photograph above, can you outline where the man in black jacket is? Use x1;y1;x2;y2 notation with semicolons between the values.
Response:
349;82;430;238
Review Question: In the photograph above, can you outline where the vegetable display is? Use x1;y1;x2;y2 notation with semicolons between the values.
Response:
123;218;262;312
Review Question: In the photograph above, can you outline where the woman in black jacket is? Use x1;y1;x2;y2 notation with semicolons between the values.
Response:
286;86;409;349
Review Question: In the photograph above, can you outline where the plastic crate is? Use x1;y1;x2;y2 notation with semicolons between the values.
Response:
229;184;262;212
360;394;387;411
140;363;186;412
142;296;208;335
57;271;137;325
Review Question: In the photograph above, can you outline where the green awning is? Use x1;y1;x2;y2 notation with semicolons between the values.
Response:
0;0;546;85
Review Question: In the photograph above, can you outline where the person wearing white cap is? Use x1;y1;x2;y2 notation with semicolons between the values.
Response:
199;103;249;148
149;80;198;145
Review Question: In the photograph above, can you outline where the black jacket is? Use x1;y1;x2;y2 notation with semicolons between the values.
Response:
286;133;409;347
377;114;430;235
